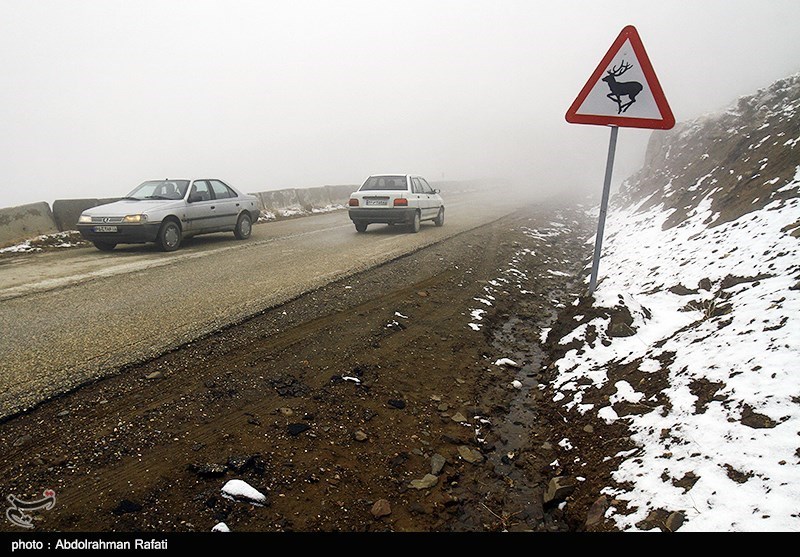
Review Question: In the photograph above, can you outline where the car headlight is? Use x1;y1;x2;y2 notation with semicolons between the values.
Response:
122;214;147;223
78;215;92;223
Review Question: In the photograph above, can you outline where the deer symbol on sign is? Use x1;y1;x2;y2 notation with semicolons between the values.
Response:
602;60;643;114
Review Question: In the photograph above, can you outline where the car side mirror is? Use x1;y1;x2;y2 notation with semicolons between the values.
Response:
433;189;440;194
188;194;201;203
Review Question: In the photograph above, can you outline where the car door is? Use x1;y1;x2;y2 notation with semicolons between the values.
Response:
419;177;440;218
410;177;427;217
412;177;433;219
183;180;215;234
208;179;241;230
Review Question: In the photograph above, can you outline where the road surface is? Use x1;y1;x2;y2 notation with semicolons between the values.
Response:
0;188;521;418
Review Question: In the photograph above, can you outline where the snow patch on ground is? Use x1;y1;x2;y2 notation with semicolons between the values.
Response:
0;231;87;253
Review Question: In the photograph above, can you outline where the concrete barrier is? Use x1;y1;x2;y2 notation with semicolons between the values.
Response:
52;198;122;231
0;202;59;248
254;185;358;217
326;185;357;205
3;183;371;246
256;189;305;217
296;186;332;211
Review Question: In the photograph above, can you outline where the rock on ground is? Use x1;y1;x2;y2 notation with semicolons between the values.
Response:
370;499;392;518
409;474;439;490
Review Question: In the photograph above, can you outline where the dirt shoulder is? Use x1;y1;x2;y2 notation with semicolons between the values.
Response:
0;201;595;532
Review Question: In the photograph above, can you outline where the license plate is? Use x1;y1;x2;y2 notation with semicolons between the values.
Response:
365;199;387;206
94;225;118;233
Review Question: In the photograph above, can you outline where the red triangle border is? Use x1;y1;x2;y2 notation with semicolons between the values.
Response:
566;25;675;130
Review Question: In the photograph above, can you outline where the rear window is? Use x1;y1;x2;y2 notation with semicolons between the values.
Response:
359;176;408;191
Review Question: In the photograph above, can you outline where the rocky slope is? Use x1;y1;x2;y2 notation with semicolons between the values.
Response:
542;74;800;531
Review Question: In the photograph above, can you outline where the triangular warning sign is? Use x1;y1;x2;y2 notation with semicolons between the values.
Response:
566;25;674;129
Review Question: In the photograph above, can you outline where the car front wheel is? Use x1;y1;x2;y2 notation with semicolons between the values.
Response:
434;207;444;227
157;219;182;252
234;213;252;240
409;211;421;233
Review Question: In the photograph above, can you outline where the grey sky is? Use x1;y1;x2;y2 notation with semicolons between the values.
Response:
2;0;799;207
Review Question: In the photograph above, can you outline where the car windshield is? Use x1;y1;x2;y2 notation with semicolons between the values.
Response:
125;180;189;200
359;176;408;191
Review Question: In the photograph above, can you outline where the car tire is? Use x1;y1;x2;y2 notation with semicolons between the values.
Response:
434;207;444;227
156;219;182;252
93;241;116;252
234;213;252;240
409;211;421;233
354;222;368;233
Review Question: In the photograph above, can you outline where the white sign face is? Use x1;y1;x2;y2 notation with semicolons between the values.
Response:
572;39;663;120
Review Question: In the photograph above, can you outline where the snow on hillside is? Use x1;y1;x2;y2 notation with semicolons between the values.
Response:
547;75;800;531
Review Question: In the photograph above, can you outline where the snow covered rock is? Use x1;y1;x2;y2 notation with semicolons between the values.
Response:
494;357;521;368
221;479;267;506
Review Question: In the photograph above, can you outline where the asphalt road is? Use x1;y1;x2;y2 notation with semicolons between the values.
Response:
0;188;521;418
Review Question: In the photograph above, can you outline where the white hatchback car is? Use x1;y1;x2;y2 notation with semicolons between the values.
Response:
347;174;444;233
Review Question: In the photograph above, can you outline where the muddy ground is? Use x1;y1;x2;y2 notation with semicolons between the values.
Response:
0;201;628;533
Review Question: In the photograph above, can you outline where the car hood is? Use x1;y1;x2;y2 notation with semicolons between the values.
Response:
82;199;185;217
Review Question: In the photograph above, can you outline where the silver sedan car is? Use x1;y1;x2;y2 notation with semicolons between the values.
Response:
77;179;260;252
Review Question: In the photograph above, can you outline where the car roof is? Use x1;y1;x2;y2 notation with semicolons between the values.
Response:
145;178;228;181
367;174;428;179
144;179;245;194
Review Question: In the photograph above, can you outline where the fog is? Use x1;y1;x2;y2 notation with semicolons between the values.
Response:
2;0;799;208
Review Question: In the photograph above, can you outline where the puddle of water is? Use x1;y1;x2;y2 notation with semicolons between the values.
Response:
486;314;560;528
451;310;569;531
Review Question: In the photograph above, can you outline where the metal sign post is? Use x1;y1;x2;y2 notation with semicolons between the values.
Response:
589;125;618;294
565;25;674;296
